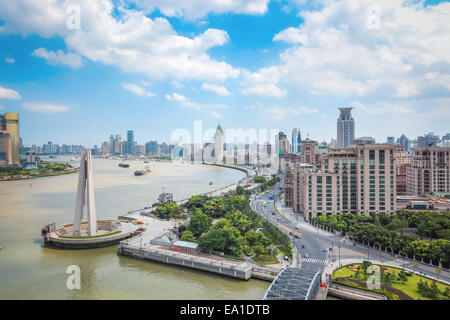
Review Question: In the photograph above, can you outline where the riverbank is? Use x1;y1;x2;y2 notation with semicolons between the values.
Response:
1;157;269;299
0;161;79;181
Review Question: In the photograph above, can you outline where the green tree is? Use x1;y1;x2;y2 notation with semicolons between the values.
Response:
180;230;195;242
225;210;252;234
185;195;206;209
236;186;245;195
188;210;212;237
198;219;244;256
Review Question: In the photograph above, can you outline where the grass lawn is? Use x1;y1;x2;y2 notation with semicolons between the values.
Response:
333;263;449;300
254;254;279;265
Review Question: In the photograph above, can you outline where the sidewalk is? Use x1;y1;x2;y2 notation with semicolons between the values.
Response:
274;197;450;282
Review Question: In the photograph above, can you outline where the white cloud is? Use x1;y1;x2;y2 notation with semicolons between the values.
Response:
353;101;414;116
166;92;227;111
130;0;270;20
273;27;307;44
249;102;319;120
0;85;21;99
241;66;288;98
5;58;15;64
121;83;156;97
211;111;222;118
266;106;319;120
23;102;70;113
201;82;231;96
180;101;227;111
425;72;450;91
165;93;187;102
32;48;83;69
0;1;240;82
248;0;450;99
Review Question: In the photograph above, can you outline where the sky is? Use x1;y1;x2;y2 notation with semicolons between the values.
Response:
0;0;449;147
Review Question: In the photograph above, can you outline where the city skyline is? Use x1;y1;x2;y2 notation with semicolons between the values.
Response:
1;0;450;146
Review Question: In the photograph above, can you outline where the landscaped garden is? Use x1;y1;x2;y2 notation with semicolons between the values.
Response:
176;191;292;265
313;211;450;268
333;261;450;300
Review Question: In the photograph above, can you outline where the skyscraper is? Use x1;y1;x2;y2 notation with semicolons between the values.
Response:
145;141;159;156
214;123;224;163
0;131;12;166
127;130;134;155
337;107;355;148
397;134;410;153
417;133;439;148
0;112;20;164
109;135;114;154
291;128;302;154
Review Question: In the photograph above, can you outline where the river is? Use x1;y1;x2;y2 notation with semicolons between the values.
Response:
0;156;269;299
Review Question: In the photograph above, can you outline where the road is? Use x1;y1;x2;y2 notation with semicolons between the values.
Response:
250;176;450;284
251;182;329;274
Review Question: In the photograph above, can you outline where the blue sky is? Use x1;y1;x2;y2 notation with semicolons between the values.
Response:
0;0;449;147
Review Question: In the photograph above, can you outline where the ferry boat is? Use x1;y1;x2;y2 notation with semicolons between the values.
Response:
134;166;151;176
118;163;130;168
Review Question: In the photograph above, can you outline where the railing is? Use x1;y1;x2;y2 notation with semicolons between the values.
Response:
121;243;251;270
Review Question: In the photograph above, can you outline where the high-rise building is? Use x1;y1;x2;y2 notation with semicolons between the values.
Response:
292;144;396;220
0;112;20;164
291;128;302;154
109;135;114;155
337;107;355;148
0;131;12;166
300;138;317;165
214;123;224;163
114;135;122;155
397;134;410;153
278;131;289;154
406;147;450;196
353;137;376;145
101;141;109;155
145;141;159;156
126;130;134;155
387;137;395;144
417;133;439;148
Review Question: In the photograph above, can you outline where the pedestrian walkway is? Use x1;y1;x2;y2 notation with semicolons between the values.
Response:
302;258;328;265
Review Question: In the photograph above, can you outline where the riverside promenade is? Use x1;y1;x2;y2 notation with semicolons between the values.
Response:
116;163;283;281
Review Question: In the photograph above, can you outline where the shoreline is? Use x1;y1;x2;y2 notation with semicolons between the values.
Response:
0;168;79;182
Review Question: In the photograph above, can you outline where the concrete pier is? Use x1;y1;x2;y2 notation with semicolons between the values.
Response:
118;241;253;280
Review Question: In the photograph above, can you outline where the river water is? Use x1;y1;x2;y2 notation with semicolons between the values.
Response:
0;156;269;299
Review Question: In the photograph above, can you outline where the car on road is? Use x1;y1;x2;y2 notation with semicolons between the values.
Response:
289;232;294;236
283;255;289;261
303;253;309;258
294;234;300;239
294;226;300;230
272;211;275;215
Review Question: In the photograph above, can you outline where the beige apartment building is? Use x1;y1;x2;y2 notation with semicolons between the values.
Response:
300;138;317;165
406;147;450;196
292;144;396;221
